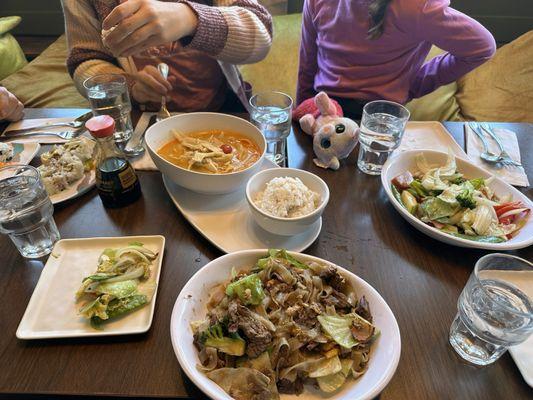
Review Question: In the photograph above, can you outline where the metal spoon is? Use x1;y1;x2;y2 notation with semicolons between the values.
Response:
156;63;171;122
468;122;501;163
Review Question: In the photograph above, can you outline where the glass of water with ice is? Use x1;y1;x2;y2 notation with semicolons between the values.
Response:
357;100;410;175
84;74;134;151
250;91;293;167
0;165;60;258
449;254;533;366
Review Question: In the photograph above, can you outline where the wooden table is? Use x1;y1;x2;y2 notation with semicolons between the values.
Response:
0;109;531;400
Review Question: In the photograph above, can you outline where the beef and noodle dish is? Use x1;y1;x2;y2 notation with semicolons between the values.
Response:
192;250;379;399
158;130;261;174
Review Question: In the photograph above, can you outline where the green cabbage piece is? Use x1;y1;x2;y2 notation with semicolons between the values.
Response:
316;359;354;393
79;295;110;320
225;273;265;306
317;313;375;349
95;279;139;299
308;356;342;378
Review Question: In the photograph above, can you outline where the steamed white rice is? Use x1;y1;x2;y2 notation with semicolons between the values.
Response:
254;177;320;218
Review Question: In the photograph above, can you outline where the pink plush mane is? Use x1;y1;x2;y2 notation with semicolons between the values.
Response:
292;96;343;121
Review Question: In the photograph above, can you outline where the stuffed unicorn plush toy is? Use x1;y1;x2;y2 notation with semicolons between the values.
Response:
293;92;359;170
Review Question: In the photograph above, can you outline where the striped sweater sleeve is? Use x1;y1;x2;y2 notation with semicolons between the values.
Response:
61;0;132;97
178;0;273;64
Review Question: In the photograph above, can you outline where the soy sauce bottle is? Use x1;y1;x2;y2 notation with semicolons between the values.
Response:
85;115;141;208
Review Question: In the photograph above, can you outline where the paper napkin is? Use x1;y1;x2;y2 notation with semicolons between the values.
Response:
465;125;529;187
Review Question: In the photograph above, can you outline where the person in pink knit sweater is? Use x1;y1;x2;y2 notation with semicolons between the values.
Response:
61;0;273;112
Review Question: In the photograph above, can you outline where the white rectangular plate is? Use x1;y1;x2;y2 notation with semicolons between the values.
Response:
397;121;466;157
163;159;321;254
16;235;165;339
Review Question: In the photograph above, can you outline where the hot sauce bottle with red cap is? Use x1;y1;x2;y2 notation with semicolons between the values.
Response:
85;115;142;208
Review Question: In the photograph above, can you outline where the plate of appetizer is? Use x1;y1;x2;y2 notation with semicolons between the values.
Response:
171;249;401;400
37;137;97;204
382;150;532;250
16;235;165;339
0;141;40;167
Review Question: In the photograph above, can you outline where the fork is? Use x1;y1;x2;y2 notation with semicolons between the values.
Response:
2;129;83;140
480;123;522;167
467;122;501;163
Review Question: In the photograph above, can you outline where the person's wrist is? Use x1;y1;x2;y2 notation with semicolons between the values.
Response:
173;3;198;40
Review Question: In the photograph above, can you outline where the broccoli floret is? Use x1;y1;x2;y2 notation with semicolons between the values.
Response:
456;189;476;209
450;176;466;185
201;323;246;356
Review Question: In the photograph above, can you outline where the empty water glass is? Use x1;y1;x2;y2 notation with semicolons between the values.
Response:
357;100;410;175
250;91;293;167
449;254;533;366
0;165;60;258
84;74;133;150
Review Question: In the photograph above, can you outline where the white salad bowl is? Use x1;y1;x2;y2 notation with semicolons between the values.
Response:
381;149;533;250
170;250;401;400
245;168;330;236
145;112;266;195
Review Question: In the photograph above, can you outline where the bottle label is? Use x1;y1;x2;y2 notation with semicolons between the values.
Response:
118;167;138;189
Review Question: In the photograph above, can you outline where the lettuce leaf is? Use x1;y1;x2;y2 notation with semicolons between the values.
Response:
420;197;460;221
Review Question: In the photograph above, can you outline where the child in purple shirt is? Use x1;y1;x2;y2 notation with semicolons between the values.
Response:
297;0;496;119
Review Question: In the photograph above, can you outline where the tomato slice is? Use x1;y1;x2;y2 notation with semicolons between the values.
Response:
494;202;524;217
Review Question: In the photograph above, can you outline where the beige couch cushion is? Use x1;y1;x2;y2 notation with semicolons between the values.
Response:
456;31;533;122
240;13;302;102
405;47;460;121
0;35;89;108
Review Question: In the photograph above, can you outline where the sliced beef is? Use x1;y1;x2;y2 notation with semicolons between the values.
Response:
355;296;372;322
319;266;346;292
322;289;352;311
228;301;272;358
277;377;304;395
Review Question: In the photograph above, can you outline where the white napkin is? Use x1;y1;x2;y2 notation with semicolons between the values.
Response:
2;118;80;144
396;122;467;157
465;125;529;187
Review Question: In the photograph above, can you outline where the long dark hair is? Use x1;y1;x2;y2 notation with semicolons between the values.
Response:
367;0;392;39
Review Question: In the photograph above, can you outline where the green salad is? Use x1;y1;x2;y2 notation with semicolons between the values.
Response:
76;242;157;329
391;153;530;243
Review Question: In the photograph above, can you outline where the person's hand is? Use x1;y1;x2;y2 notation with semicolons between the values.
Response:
0;87;24;122
130;65;172;104
102;0;198;57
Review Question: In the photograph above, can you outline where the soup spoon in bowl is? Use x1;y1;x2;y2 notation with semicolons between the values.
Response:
156;63;171;122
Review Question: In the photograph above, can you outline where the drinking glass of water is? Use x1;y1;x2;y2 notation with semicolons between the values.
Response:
84;74;134;151
357;100;410;175
449;254;533;366
0;165;60;258
250;91;293;167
